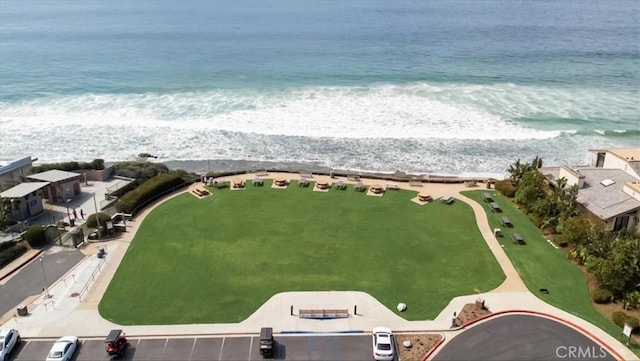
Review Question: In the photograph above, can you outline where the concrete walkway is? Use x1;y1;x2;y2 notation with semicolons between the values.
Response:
0;172;637;360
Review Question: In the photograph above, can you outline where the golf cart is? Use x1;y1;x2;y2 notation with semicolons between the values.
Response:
105;329;128;357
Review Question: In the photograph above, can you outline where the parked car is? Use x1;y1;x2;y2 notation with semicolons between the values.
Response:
372;327;394;361
45;336;79;361
0;328;21;361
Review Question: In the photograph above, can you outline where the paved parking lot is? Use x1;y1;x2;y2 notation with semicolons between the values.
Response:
9;334;374;361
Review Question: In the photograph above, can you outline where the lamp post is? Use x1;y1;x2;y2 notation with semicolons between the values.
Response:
65;199;71;223
39;256;52;298
93;193;101;237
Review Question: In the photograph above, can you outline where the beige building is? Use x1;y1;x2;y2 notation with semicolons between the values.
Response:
0;182;49;221
27;169;82;204
552;148;640;232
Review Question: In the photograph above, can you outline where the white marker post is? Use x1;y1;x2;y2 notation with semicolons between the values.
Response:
622;324;632;345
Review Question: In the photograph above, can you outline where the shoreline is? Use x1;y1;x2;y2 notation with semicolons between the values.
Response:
160;159;505;180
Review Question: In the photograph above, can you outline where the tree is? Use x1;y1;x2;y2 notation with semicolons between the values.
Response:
592;238;640;296
558;216;592;246
514;170;546;213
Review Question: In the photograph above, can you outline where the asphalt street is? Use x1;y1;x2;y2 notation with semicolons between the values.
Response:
0;248;84;316
432;314;616;361
7;334;374;361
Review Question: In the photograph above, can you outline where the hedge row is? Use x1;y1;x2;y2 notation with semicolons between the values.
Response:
116;173;187;213
32;159;105;173
0;243;27;268
495;180;518;198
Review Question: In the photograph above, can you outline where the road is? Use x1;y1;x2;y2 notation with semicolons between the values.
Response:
0;248;85;316
432;314;616;361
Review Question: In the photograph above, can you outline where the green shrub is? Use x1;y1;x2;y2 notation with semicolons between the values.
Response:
23;225;47;247
0;240;16;252
86;212;112;230
116;173;187;213
612;311;640;332
0;243;27;267
495;180;518;198
591;288;613;304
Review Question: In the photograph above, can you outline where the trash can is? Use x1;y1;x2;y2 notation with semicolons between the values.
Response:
17;304;28;316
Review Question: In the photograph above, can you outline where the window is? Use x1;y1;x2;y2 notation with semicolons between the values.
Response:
613;216;629;232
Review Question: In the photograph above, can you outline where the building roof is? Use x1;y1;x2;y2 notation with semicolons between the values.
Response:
608;148;640;162
575;168;640;220
0;182;50;198
0;156;33;176
27;169;80;183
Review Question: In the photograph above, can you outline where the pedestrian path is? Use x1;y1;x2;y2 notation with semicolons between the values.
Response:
0;172;636;360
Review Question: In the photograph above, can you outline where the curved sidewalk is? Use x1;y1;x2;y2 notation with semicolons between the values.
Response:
1;172;636;360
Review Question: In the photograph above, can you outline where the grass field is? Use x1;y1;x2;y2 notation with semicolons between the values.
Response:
463;190;640;357
99;181;504;324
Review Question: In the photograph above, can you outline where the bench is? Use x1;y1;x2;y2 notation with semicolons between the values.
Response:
501;216;512;227
482;192;494;202
489;202;501;212
386;183;399;190
512;232;525;245
299;309;349;319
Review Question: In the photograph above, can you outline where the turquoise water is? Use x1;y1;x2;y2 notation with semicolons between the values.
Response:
0;0;638;176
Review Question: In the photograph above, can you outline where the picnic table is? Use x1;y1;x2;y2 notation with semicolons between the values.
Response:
489;202;501;212
441;195;454;204
512;232;525;245
501;216;512;227
482;192;494;202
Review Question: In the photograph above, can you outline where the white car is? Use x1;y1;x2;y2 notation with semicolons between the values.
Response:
0;328;21;361
45;336;79;361
372;326;394;361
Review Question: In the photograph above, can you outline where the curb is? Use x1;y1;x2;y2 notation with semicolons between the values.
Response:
421;335;445;361
0;249;44;282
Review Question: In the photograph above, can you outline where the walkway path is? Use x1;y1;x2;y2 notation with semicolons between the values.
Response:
0;172;636;360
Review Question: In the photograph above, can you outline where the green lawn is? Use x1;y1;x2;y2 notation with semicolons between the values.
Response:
463;190;640;356
99;181;504;324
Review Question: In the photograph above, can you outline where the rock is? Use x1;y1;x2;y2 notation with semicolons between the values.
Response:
403;340;412;348
397;303;407;312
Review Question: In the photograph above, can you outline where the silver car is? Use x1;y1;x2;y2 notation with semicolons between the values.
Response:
0;328;21;361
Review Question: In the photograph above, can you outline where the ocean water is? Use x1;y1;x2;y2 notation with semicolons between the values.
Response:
0;0;638;177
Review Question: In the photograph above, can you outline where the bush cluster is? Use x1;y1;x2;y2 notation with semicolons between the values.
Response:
495;180;517;198
86;212;112;230
0;242;27;268
612;311;639;332
23;225;47;247
591;288;613;304
116;173;187;213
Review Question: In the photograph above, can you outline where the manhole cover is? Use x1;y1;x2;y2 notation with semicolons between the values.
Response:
70;292;80;297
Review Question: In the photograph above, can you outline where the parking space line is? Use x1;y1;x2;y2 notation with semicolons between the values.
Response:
163;337;169;355
188;338;197;361
247;336;253;361
218;337;225;361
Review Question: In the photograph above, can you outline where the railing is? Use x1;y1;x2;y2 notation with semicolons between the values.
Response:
78;257;107;303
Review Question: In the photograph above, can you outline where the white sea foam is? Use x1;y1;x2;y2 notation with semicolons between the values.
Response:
0;82;638;175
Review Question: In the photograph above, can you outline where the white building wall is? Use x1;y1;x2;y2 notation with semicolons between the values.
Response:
603;153;640;179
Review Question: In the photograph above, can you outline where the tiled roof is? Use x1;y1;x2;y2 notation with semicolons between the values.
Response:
575;168;640;220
